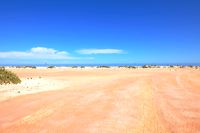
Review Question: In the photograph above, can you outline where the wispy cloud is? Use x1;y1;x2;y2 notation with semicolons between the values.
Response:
76;49;125;54
0;47;73;59
0;47;125;62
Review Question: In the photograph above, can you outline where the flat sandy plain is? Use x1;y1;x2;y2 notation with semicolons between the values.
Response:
0;67;200;133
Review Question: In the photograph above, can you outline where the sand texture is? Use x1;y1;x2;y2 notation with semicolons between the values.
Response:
0;67;200;133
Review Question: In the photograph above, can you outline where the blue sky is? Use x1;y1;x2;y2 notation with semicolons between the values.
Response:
0;0;200;65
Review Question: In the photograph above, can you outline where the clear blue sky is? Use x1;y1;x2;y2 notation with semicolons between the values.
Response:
0;0;200;65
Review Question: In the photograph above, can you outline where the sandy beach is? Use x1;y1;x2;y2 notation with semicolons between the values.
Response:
0;67;200;133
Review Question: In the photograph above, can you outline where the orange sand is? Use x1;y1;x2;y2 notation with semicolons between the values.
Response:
0;67;200;133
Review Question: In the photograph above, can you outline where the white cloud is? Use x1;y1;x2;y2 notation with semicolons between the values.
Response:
76;49;124;54
0;47;72;59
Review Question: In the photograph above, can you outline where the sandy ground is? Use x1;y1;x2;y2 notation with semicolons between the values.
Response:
0;77;69;101
0;67;200;133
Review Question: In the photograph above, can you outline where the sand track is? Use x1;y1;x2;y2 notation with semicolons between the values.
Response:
0;68;200;132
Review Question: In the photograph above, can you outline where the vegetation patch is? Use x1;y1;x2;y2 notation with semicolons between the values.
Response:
142;65;149;68
0;68;21;84
118;66;137;68
97;66;110;68
15;66;36;69
47;66;55;68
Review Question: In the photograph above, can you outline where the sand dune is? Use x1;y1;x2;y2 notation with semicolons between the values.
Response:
0;67;200;133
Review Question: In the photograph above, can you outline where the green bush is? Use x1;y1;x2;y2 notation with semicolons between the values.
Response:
0;68;21;84
15;66;36;69
118;66;137;68
127;66;137;69
26;66;36;69
47;66;55;68
97;66;110;68
142;65;149;68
